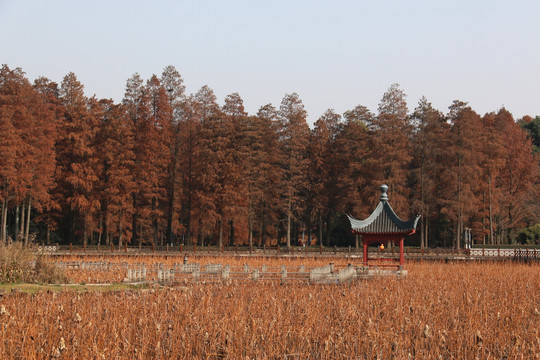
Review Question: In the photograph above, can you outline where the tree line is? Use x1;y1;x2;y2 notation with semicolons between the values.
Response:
1;64;539;248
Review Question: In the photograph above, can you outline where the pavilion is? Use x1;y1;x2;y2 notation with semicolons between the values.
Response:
347;184;420;269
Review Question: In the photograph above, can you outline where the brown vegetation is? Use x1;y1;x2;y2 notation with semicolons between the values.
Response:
0;259;538;359
0;243;66;284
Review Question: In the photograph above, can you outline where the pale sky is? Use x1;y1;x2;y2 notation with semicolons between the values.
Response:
1;0;539;124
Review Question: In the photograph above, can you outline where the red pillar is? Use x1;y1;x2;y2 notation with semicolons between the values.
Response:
363;239;368;267
399;237;404;266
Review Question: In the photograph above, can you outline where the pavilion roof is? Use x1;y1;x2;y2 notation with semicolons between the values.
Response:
347;184;420;235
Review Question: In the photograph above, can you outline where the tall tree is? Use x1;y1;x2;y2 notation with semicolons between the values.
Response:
493;109;539;242
32;77;62;244
146;75;173;246
335;107;373;248
439;101;483;249
477;111;506;244
277;93;310;248
253;104;282;247
0;67;57;245
192;85;225;245
222;93;249;246
0;66;26;244
369;84;412;214
409;97;446;248
177;95;203;245
307;109;342;247
55;72;100;245
123;73;165;247
94;99;135;247
160;66;186;244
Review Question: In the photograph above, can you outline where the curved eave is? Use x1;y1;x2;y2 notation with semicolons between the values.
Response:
347;202;421;234
346;202;385;228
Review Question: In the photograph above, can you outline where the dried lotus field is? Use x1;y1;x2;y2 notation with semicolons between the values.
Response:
0;257;538;359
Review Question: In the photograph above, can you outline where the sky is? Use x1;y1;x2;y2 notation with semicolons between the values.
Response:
1;0;539;124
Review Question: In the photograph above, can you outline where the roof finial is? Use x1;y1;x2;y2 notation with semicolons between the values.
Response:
380;184;389;201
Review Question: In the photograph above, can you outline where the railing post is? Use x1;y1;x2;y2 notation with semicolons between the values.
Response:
124;242;127;253
70;243;72;253
498;248;500;257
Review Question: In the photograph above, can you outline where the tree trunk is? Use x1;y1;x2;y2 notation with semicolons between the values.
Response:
286;196;292;248
166;152;177;245
1;199;6;245
83;221;87;247
152;197;158;246
14;205;19;241
318;215;323;249
420;215;425;249
218;219;223;249
229;219;235;246
138;223;142;250
488;172;494;245
97;221;102;246
425;217;429;248
260;208;266;247
24;196;32;246
248;213;253;250
132;214;138;246
197;217;202;246
20;202;25;240
118;219;123;248
325;213;331;247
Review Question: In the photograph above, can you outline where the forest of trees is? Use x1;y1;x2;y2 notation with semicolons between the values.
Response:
1;64;539;249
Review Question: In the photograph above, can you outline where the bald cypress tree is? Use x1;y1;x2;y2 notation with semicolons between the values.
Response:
94;99;135;247
277;93;310;248
438;101;484;249
334;106;373;249
55;72;100;245
308;109;342;247
254;104;282;247
160;66;185;245
494;109;538;243
369;84;412;215
410;97;447;248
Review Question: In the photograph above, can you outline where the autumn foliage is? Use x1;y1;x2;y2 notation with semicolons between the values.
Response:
1;64;539;248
